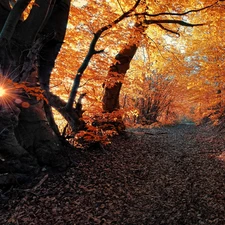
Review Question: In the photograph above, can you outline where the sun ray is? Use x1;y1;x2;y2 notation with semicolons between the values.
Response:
0;74;18;110
0;73;41;111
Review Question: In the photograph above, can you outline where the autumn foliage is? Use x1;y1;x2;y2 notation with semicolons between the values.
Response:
44;0;224;143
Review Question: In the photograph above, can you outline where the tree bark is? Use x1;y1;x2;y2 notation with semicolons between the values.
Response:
15;98;66;167
102;44;138;113
38;0;70;91
102;22;145;113
0;103;39;180
0;1;10;31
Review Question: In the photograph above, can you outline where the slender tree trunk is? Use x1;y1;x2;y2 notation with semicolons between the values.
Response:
102;23;145;113
101;23;145;132
102;44;138;113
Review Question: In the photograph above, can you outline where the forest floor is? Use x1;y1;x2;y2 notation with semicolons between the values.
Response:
0;124;225;225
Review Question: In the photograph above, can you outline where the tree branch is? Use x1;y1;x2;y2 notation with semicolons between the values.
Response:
47;92;85;132
144;19;204;27
133;1;220;18
116;0;125;13
156;24;180;36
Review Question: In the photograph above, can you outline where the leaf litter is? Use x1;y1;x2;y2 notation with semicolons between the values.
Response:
0;124;225;224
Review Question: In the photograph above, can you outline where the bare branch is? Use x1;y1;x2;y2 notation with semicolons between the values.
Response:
47;92;85;132
94;49;104;54
116;0;125;13
156;24;180;36
144;19;204;27
133;1;220;18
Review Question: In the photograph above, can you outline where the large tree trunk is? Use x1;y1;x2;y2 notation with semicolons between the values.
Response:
0;0;71;184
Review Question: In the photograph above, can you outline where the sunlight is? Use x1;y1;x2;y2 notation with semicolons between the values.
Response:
72;0;87;8
0;76;17;109
0;86;6;97
163;35;186;54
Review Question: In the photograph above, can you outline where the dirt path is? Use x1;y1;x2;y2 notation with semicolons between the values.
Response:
0;125;225;224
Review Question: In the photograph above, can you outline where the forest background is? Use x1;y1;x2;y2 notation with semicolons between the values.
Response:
53;0;225;132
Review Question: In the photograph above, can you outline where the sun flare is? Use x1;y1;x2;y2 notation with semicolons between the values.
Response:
0;87;6;97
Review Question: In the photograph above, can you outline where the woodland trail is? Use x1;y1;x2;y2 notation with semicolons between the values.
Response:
0;124;225;224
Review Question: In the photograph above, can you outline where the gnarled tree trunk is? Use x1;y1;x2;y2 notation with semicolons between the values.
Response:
0;0;71;184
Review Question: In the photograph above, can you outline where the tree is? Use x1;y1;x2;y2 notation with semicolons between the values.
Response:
0;0;72;182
